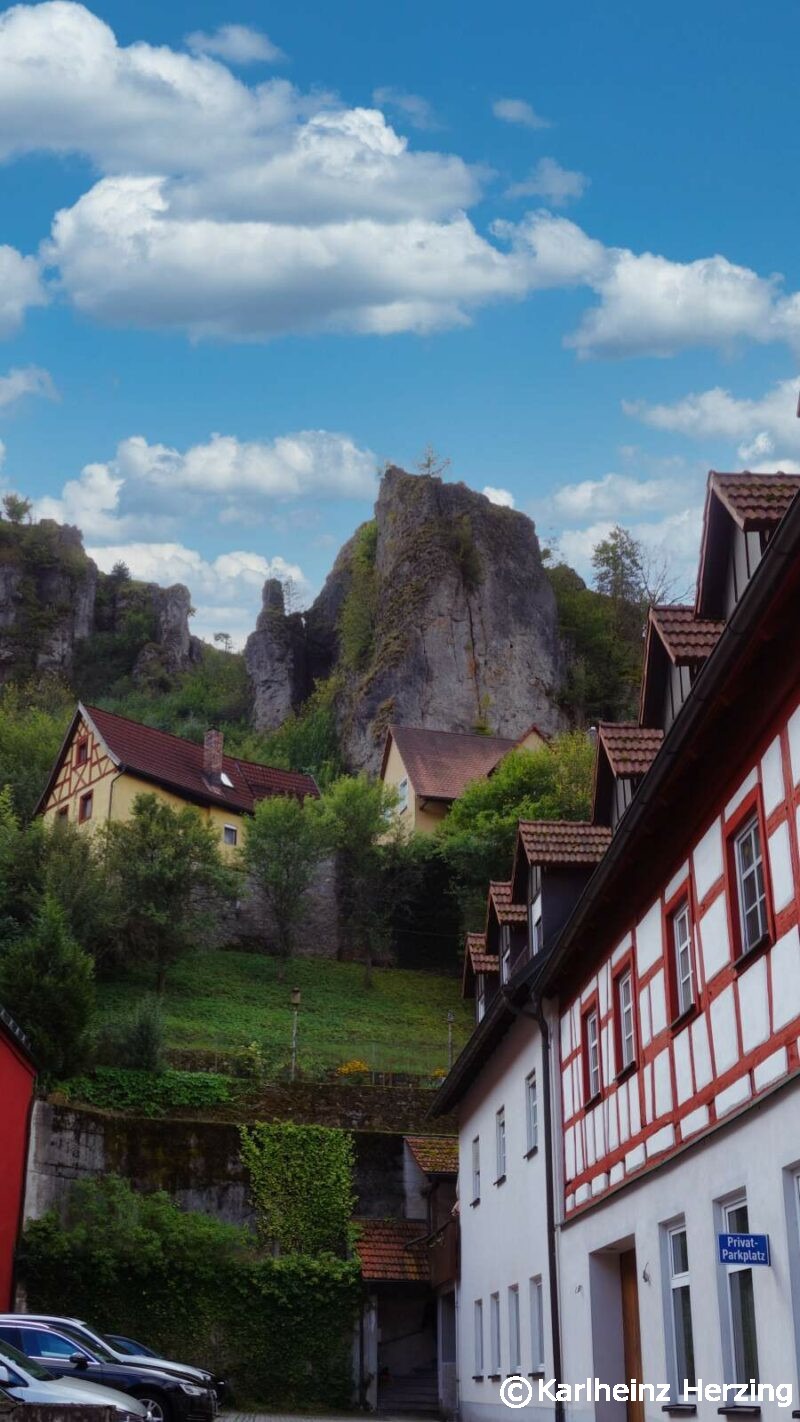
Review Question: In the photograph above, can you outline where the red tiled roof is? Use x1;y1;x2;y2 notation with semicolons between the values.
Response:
518;820;612;866
710;471;800;530
488;881;527;924
82;704;318;812
383;724;517;801
649;605;724;665
405;1136;459;1176
355;1219;429;1282
598;723;663;778
464;931;499;976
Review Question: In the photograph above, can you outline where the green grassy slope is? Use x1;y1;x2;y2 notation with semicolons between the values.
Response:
96;951;473;1078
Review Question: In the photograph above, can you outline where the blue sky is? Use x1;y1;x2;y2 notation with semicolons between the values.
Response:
1;0;799;643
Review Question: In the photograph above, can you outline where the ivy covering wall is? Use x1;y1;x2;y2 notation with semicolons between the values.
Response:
240;1120;356;1255
19;1160;361;1408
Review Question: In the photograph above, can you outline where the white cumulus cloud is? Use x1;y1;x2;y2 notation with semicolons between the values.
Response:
624;376;800;460
483;485;515;507
372;87;439;131
506;157;588;206
0;245;47;338
492;97;551;130
0;365;58;410
185;24;284;64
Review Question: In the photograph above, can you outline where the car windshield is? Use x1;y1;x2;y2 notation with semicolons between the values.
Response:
55;1327;116;1364
107;1337;156;1359
0;1339;58;1383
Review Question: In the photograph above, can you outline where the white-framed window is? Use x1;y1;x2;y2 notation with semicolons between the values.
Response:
473;1299;484;1375
397;777;409;814
665;1222;695;1396
476;975;486;1023
723;1196;760;1384
617;969;635;1070
584;1008;601;1100
501;925;511;983
531;913;543;955
223;823;238;846
471;1136;480;1203
530;1276;545;1372
525;1071;538;1154
671;900;694;1016
495;1107;506;1180
508;1286;521;1371
490;1292;501;1374
734;815;768;953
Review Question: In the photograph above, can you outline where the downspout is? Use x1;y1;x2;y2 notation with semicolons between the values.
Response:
503;986;565;1422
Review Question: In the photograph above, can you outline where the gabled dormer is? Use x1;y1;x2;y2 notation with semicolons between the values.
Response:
696;471;800;621
639;605;724;733
485;880;528;984
510;820;612;963
592;723;663;829
461;931;499;1023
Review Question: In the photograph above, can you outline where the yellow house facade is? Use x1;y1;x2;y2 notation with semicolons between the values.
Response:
380;722;549;835
37;703;319;854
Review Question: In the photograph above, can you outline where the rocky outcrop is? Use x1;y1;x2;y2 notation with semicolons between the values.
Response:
244;579;311;731
0;517;199;687
248;467;565;769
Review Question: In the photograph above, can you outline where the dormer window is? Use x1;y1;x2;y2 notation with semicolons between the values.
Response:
501;925;511;982
476;975;486;1022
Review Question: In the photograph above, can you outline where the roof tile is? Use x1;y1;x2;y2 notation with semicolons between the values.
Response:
488;881;527;924
650;604;724;664
355;1219;429;1282
464;931;499;976
518;820;612;866
84;704;318;813
598;723;664;778
405;1136;459;1175
710;472;800;530
386;724;517;801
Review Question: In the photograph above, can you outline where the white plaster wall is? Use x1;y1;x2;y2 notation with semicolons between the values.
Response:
457;1013;555;1422
558;1081;800;1422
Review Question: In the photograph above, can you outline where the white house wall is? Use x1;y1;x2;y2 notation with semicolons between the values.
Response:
457;1013;554;1422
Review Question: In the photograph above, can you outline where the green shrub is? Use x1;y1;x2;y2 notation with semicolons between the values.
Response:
0;895;95;1077
58;1067;231;1116
96;999;165;1072
18;1176;360;1408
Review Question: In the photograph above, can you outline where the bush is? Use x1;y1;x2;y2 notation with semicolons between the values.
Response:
58;1067;231;1116
18;1176;360;1408
0;895;95;1077
95;999;165;1072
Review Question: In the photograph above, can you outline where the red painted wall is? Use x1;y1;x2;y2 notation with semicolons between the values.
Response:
0;1029;35;1307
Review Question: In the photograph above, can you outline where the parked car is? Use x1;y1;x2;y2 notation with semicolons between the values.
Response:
0;1337;147;1419
3;1316;224;1400
0;1321;215;1422
107;1336;159;1360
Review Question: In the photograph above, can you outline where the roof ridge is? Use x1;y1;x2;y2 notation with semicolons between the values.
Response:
86;703;312;783
390;722;516;744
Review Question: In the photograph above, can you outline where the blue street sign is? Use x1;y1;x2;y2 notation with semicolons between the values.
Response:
718;1233;771;1266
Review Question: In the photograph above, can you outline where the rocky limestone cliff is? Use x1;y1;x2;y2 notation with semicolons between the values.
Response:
0;516;200;687
247;467;565;770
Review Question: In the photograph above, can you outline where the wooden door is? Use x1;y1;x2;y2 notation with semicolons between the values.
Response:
619;1249;643;1422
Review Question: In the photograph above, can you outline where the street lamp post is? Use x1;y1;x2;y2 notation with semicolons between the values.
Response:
290;987;301;1081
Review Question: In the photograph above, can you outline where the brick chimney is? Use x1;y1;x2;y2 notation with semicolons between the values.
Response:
204;728;224;781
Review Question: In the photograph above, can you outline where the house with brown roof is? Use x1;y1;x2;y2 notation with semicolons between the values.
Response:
380;723;548;833
37;702;318;854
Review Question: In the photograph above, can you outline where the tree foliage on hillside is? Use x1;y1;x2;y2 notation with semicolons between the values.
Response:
438;732;595;928
0;893;95;1076
242;794;325;970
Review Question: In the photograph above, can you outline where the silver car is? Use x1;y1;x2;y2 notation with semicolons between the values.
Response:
0;1338;147;1419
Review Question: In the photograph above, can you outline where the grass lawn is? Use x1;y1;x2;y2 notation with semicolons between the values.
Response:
96;951;473;1077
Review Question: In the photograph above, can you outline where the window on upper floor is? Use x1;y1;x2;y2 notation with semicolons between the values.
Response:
501;925;511;983
76;738;89;767
223;824;238;846
582;1006;601;1102
495;1107;507;1181
471;1136;480;1203
397;777;409;814
732;813;769;956
476;975;486;1023
56;806;69;823
78;790;93;823
615;968;636;1072
525;1071;538;1155
669;898;695;1019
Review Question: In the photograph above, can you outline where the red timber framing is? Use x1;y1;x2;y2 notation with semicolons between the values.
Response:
559;678;800;1217
547;490;800;1220
45;712;117;822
